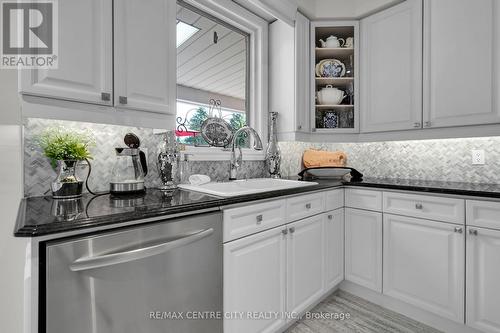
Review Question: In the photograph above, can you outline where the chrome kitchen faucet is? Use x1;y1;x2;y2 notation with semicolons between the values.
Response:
229;126;263;180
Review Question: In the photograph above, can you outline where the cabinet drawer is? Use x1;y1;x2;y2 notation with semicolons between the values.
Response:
466;200;500;230
223;199;286;242
325;188;344;211
345;188;382;211
286;192;325;222
383;192;464;224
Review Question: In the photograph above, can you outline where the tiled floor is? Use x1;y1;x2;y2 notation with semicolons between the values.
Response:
286;290;442;333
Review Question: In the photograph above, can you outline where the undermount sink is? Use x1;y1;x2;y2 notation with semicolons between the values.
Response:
178;178;318;197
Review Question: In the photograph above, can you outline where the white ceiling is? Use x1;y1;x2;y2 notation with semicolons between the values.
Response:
177;4;247;101
298;0;404;19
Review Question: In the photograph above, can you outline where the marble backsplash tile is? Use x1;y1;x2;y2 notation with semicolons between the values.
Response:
24;118;265;197
279;137;500;184
25;118;500;196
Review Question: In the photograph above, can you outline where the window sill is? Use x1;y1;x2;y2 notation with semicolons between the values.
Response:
181;146;266;161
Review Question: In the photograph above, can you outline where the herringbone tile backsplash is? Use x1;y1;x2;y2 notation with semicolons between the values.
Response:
24;118;500;197
24;118;265;197
279;139;500;183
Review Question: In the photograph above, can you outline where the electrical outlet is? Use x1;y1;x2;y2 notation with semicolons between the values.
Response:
472;149;485;165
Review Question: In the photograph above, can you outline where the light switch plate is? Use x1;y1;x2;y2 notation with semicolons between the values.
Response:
472;149;485;165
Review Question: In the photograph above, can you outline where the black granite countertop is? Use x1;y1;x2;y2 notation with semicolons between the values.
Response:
15;177;500;238
344;177;500;198
14;181;341;237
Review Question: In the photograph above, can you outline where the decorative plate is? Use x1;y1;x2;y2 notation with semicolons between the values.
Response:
316;59;346;78
200;117;234;147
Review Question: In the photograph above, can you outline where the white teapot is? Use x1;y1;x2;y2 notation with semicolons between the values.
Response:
319;35;345;48
316;85;346;105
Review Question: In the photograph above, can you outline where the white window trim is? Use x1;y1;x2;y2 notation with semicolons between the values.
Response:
180;0;269;161
182;146;266;161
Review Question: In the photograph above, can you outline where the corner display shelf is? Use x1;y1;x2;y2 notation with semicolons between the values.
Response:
311;21;359;133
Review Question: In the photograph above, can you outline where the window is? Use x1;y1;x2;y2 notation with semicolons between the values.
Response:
176;100;246;146
176;21;200;48
176;1;249;147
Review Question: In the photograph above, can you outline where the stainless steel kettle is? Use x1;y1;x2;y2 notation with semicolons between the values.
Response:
110;133;148;194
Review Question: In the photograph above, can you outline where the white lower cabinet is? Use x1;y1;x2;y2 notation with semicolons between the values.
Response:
324;209;344;290
383;214;464;323
466;227;500;333
287;215;325;315
223;226;287;333
224;205;344;333
345;208;382;292
223;191;500;333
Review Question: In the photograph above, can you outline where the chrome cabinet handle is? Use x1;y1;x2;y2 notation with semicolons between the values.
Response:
297;125;302;130
289;227;295;233
328;214;333;220
454;227;463;234
305;203;312;209
69;228;213;272
415;203;423;209
256;214;263;225
119;96;128;104
424;121;431;127
469;229;478;236
282;229;288;235
413;122;421;128
101;92;111;101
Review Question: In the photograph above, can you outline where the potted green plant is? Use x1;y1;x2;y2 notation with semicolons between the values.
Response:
36;127;95;198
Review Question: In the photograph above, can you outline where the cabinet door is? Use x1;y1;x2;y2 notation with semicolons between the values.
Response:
20;0;113;105
295;11;310;133
383;214;464;323
423;0;500;128
287;215;325;315
224;226;287;333
324;209;344;290
360;0;422;133
345;208;382;292
466;227;500;333
114;0;176;114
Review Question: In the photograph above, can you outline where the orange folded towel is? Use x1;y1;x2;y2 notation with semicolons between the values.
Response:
303;149;347;168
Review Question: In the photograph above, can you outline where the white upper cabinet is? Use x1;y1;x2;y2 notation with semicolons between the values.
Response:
114;0;176;114
360;0;423;133
383;214;465;323
270;11;310;137
423;0;500;128
295;12;311;133
20;0;113;105
466;227;500;333
20;0;176;119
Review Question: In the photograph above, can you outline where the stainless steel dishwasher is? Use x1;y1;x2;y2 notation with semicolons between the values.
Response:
43;212;223;333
